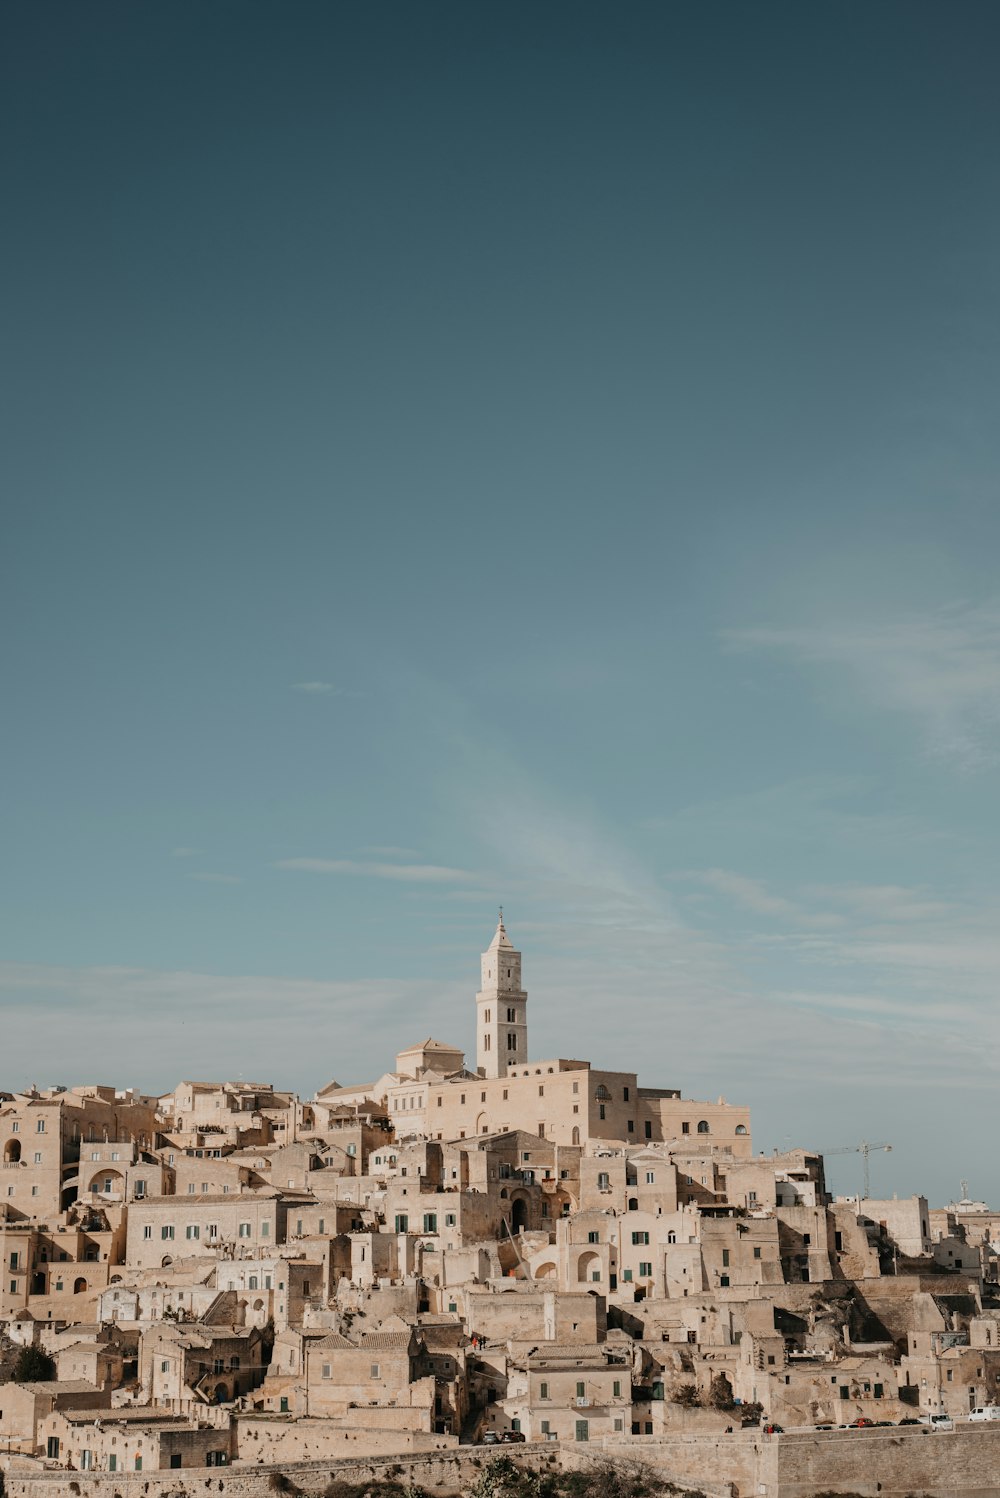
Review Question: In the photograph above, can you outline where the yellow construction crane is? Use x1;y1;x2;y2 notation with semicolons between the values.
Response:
825;1139;892;1199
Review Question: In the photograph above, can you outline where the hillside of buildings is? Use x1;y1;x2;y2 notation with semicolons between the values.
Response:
2;918;998;1495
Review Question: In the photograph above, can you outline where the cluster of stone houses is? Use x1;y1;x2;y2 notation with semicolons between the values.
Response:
1;915;998;1475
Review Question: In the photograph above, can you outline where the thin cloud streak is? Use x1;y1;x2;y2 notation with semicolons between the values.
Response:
276;858;473;883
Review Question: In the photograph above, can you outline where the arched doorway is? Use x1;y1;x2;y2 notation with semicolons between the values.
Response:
73;1277;88;1294
4;1139;21;1163
578;1251;601;1282
510;1196;528;1233
214;1382;229;1404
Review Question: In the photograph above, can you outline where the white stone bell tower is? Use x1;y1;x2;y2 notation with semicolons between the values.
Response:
476;909;528;1079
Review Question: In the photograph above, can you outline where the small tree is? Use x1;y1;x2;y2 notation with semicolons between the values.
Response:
671;1383;701;1408
14;1346;55;1382
708;1373;734;1410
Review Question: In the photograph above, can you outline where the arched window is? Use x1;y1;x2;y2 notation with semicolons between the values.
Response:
697;1120;710;1134
571;1127;580;1146
595;1085;611;1101
735;1125;748;1135
667;1231;676;1244
4;1139;21;1163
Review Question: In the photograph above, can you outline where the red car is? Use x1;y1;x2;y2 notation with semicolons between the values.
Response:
850;1418;875;1428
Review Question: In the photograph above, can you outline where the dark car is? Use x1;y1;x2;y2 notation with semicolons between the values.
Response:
500;1430;526;1444
898;1418;921;1425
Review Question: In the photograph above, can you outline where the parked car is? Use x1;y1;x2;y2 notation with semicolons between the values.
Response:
924;1414;954;1431
897;1418;921;1425
850;1417;875;1428
969;1406;1000;1422
500;1430;526;1443
481;1431;500;1444
762;1423;784;1434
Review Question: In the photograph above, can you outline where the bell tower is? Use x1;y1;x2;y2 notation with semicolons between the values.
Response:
476;910;527;1079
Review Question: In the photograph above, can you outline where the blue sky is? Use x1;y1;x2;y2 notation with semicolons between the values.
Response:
3;1;999;1205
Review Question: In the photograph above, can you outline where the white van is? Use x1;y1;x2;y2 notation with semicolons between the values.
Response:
968;1406;1000;1422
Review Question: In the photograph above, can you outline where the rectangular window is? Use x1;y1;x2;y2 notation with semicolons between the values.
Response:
576;1381;586;1398
540;1381;549;1399
161;1360;170;1373
588;1231;599;1243
134;1458;142;1473
613;1379;621;1397
187;1183;195;1194
639;1261;652;1276
33;1151;42;1163
632;1231;649;1245
541;1420;550;1434
681;1122;690;1134
599;1104;606;1120
238;1223;251;1237
322;1363;331;1379
36;1120;45;1133
423;1213;437;1233
598;1172;610;1190
186;1225;200;1239
622;1268;632;1282
754;1246;762;1259
722;1249;730;1266
395;1214;409;1233
646;1171;655;1184
161;1225;174;1240
370;1363;380;1378
261;1220;270;1236
720;1274;730;1287
143;1225;153;1240
47;1438;60;1459
575;1420;589;1443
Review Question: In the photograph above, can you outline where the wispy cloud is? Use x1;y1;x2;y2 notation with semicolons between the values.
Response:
723;601;1000;769
687;868;799;917
291;681;340;695
188;872;243;885
275;858;472;883
810;883;955;923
